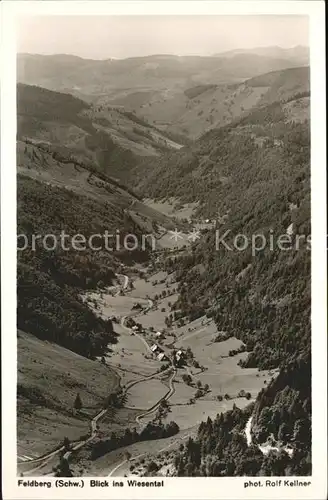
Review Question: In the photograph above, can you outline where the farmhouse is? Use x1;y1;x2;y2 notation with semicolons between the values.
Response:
157;352;167;362
150;344;159;353
175;349;185;364
155;331;164;338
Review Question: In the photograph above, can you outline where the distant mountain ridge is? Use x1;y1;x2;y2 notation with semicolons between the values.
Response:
214;45;309;64
17;50;308;107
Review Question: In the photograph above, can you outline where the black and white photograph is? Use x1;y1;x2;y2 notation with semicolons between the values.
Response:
0;1;326;499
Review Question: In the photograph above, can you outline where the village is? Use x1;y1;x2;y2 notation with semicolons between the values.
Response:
127;319;186;367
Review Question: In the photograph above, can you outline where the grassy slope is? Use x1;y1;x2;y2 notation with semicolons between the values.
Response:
17;330;120;457
17;83;183;182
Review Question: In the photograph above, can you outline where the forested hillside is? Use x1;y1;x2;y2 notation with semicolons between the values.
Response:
134;95;310;216
17;173;147;357
155;96;311;475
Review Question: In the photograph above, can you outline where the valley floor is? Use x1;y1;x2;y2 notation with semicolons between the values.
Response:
18;267;275;477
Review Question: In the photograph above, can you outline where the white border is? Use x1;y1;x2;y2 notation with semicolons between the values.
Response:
1;2;326;499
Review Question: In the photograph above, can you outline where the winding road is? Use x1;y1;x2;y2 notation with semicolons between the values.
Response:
244;416;293;457
19;272;179;476
119;300;177;425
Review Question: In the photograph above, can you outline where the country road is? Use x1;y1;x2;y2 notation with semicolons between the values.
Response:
119;300;178;425
19;272;178;476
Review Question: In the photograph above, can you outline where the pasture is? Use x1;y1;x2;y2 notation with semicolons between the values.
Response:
106;325;160;380
126;379;169;410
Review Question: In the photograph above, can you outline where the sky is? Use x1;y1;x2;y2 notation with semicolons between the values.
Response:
17;15;309;60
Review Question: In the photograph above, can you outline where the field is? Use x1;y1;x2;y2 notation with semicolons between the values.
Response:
105;324;160;381
17;331;119;457
142;397;251;431
161;316;274;430
143;198;199;221
129;271;177;299
137;294;179;332
82;292;149;319
126;379;169;410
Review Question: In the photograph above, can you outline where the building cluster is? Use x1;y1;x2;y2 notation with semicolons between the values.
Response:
150;343;167;362
130;324;144;334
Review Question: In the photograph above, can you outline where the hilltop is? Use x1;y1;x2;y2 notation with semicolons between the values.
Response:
136;66;309;138
17;50;308;93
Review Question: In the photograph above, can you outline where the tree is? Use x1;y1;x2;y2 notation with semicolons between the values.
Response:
165;421;180;437
63;436;71;451
147;461;159;473
182;374;192;385
56;457;73;477
74;392;82;411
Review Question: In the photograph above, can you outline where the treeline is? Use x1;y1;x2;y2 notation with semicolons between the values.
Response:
184;84;218;100
252;353;311;471
22;138;142;201
90;420;180;460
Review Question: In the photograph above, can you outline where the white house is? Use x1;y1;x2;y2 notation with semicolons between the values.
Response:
287;223;294;236
157;352;166;362
150;344;158;352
